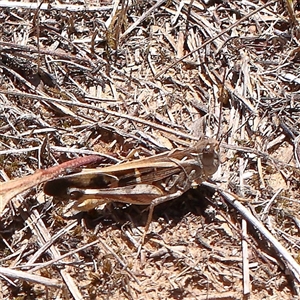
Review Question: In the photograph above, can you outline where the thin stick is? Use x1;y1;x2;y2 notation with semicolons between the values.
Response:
155;1;275;78
0;155;104;214
0;90;197;141
203;182;300;282
0;267;62;288
0;2;113;11
121;0;166;40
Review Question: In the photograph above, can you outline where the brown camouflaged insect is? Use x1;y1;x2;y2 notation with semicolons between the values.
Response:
44;138;220;241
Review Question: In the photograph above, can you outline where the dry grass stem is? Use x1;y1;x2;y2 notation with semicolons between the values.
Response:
1;0;300;299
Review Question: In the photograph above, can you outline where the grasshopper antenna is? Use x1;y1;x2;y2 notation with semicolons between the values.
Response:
216;68;230;151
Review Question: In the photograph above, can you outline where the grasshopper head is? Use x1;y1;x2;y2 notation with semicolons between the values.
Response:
199;138;220;177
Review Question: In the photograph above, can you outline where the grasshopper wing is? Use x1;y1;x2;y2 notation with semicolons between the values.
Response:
43;172;119;198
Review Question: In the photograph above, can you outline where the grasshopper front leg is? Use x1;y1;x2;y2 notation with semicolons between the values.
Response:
142;190;183;244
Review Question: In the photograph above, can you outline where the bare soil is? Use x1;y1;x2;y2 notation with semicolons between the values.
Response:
1;1;300;299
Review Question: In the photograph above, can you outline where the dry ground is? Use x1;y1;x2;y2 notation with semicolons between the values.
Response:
1;0;300;299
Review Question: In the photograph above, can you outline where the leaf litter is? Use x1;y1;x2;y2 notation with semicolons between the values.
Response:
1;1;300;299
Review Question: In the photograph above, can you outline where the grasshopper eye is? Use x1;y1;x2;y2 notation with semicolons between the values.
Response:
204;145;211;152
203;142;214;154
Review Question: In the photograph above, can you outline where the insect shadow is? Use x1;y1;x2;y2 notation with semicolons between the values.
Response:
57;185;216;242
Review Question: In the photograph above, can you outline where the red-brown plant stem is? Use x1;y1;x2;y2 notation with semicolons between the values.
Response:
0;155;103;214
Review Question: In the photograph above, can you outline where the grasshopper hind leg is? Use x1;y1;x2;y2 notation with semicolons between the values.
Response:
141;190;183;244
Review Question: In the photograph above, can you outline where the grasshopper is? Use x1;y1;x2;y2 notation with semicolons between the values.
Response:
43;138;219;240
